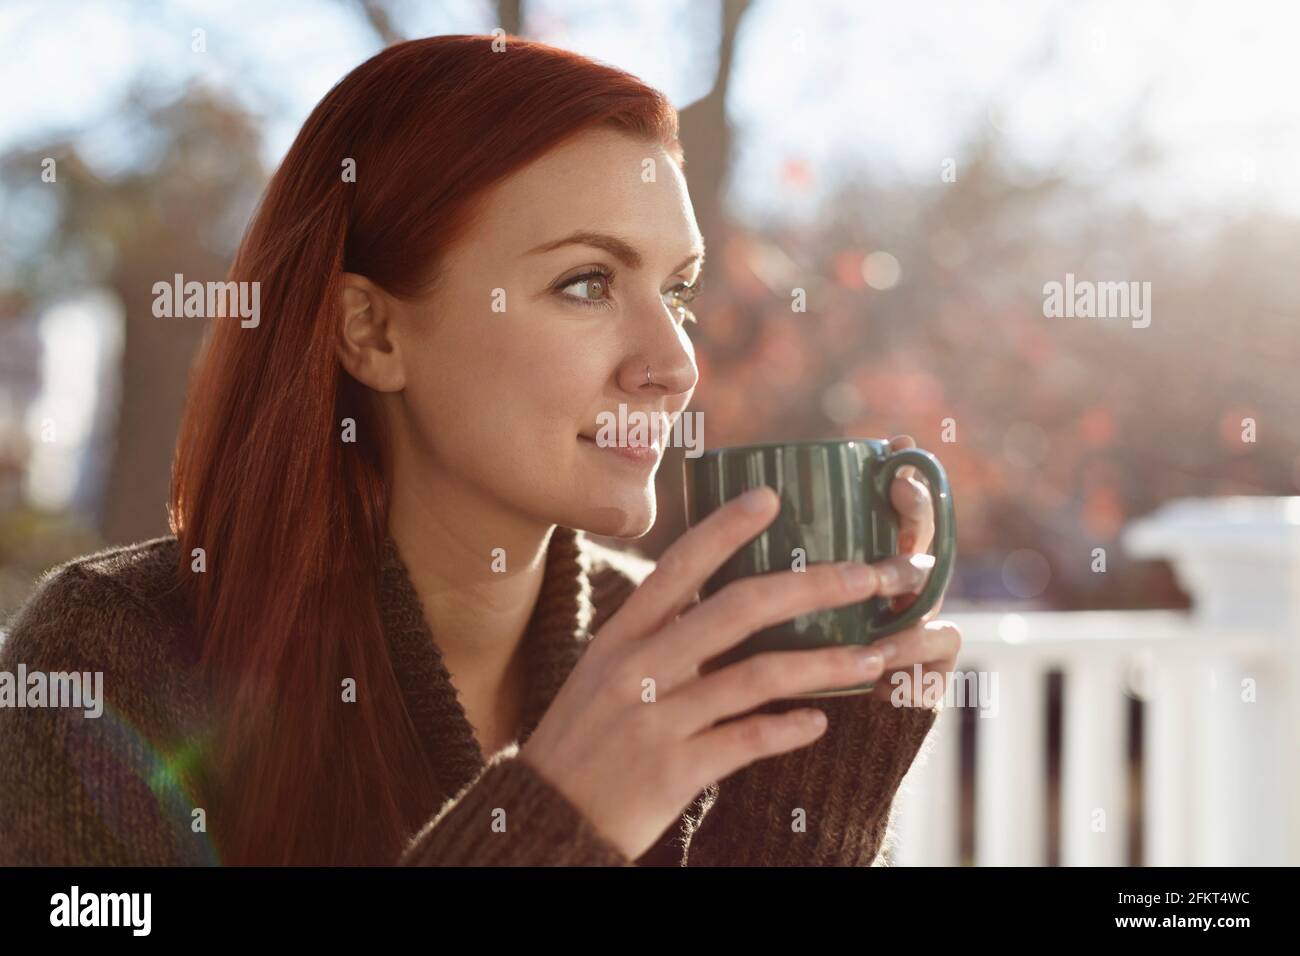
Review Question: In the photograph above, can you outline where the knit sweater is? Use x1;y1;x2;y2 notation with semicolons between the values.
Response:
0;527;939;866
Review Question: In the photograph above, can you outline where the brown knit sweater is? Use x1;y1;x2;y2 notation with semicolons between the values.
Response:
0;527;939;866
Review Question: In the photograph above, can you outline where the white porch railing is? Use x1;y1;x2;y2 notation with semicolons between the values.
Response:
892;496;1300;866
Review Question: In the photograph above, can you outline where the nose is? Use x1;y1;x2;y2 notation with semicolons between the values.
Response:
617;341;697;397
616;303;699;398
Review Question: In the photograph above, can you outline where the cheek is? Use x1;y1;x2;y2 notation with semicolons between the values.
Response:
480;327;602;438
404;312;607;470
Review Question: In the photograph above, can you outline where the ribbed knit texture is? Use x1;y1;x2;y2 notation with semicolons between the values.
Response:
0;529;939;866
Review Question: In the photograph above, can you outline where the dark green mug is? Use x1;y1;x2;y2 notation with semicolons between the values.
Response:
683;438;956;698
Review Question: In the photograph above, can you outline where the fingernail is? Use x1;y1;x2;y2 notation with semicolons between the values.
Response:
876;561;899;591
839;563;875;593
739;487;771;512
876;641;897;663
908;553;935;585
804;709;827;730
854;646;884;673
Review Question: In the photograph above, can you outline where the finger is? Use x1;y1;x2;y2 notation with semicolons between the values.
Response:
883;554;946;621
886;435;934;614
868;620;961;705
871;662;953;707
655;553;931;681
889;433;917;482
683;707;830;791
664;643;887;735
870;619;961;672
598;486;779;644
889;467;935;555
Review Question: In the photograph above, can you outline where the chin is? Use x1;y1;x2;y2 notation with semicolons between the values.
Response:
568;496;656;538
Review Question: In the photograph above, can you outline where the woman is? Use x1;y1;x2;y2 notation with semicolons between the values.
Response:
0;35;960;866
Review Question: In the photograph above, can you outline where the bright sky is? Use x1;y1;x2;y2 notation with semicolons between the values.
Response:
2;0;1299;219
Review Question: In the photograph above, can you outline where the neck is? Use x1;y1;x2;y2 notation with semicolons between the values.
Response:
386;469;553;696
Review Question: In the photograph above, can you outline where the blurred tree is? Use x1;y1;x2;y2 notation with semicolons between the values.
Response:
676;0;750;253
355;0;405;44
0;84;266;545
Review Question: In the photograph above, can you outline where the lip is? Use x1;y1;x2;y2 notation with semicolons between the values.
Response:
577;433;660;466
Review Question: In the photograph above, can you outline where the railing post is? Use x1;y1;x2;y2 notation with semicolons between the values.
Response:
975;653;1046;866
894;707;961;866
1124;496;1300;866
1061;658;1128;865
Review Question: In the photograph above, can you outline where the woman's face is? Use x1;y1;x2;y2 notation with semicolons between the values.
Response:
376;127;703;538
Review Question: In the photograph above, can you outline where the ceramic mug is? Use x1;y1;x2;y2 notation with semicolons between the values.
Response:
683;438;956;698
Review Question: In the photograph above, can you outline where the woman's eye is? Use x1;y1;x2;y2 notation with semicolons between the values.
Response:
663;279;703;324
559;270;614;308
556;270;701;321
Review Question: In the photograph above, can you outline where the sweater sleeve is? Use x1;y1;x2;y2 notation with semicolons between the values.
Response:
681;693;939;866
0;566;208;866
397;742;631;866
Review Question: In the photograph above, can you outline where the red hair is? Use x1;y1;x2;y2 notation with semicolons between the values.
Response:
168;34;681;865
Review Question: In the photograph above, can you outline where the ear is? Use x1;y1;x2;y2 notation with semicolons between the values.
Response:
336;273;405;391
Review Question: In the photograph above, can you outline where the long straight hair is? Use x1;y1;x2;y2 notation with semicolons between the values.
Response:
168;34;682;865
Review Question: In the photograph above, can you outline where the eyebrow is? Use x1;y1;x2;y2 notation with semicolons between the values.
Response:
524;230;705;276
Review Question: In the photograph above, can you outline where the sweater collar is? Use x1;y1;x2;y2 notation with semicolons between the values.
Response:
376;526;593;800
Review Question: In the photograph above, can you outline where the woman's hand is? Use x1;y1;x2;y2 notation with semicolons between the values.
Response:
519;479;937;862
873;433;962;707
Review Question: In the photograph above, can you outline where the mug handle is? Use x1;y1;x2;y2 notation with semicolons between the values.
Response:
864;447;956;640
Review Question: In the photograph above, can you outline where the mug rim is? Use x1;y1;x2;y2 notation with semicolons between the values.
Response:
687;437;889;460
